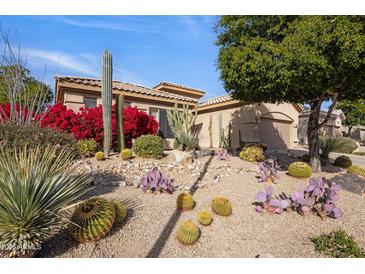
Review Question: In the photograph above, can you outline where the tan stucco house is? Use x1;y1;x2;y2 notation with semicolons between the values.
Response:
55;76;302;150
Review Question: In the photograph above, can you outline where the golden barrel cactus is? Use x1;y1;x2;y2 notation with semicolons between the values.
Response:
288;161;312;178
177;193;195;211
113;200;127;224
335;155;352;168
211;196;232;216
95;151;105;161
177;220;200;245
120;148;132;160
69;197;116;243
198;210;213;226
347;166;365;178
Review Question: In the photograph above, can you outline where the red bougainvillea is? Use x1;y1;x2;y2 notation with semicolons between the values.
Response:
38;103;159;149
0;103;32;121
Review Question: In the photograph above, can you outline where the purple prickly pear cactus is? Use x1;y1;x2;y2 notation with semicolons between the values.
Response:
257;158;280;183
140;167;174;194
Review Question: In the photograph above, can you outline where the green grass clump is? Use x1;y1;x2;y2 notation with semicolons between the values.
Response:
311;230;365;258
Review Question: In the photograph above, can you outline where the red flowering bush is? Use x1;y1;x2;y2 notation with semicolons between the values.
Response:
0;103;32;122
39;103;158;149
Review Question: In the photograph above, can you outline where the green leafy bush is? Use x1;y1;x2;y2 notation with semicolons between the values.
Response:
76;139;98;157
311;230;365;258
134;134;164;159
240;145;265;162
0;146;90;257
334;155;352;168
0;122;78;155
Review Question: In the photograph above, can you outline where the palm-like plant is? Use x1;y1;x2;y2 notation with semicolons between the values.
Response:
0;146;91;257
320;136;358;163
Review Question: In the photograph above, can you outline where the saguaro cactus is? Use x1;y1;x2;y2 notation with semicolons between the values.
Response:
102;50;113;157
116;94;125;151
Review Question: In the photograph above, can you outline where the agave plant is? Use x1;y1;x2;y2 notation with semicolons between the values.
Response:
216;148;229;160
140;167;174;194
320;136;358;163
255;186;291;214
290;177;343;218
0;146;90;257
257;159;279;183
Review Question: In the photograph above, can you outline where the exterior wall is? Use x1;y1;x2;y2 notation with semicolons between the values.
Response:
298;112;342;145
196;102;299;150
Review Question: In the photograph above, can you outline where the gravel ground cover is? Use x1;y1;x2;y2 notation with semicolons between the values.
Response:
38;152;365;258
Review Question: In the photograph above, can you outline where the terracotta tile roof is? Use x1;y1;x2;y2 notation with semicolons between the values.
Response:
55;76;198;103
199;94;235;107
154;81;205;94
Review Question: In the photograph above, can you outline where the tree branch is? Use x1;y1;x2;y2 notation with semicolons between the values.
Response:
315;92;338;131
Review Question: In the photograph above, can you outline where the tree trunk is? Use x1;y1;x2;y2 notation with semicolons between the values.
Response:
348;125;353;137
307;103;322;172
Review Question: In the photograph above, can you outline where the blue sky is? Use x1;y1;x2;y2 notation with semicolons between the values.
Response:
0;16;223;100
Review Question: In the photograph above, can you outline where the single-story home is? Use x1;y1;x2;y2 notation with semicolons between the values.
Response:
55;76;302;150
298;109;346;145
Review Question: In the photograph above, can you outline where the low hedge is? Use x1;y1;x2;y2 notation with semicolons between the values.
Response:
134;134;164;159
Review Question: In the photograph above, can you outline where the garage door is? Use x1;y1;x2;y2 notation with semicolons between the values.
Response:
259;118;291;149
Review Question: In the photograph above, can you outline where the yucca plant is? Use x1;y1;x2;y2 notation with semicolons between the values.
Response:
0;146;90;257
320;136;358;163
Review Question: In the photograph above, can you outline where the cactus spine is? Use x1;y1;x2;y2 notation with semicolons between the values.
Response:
102;50;113;157
208;114;213;148
116;94;125;151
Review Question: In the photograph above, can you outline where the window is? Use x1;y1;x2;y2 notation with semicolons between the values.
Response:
84;97;97;108
158;109;174;138
149;107;159;120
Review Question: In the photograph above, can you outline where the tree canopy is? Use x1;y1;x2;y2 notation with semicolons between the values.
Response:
0;65;53;107
337;99;365;134
216;16;365;104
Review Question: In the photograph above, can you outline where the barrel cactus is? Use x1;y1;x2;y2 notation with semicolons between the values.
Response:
177;220;200;245
113;200;127;224
177;193;195;211
335;155;352;168
198;210;213;226
347;166;365;178
240;146;265;162
211;196;232;216
69;197;116;243
95;151;105;161
120;148;132;160
288;161;312;178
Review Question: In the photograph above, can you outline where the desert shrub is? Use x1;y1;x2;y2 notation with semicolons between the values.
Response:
0;146;90;257
0;122;78;155
240;145;265;162
39;103;158;149
320;136;358;161
334;155;352;168
311;230;365;258
76;139;98;157
134;134;164;159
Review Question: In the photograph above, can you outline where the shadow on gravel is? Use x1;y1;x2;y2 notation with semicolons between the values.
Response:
145;155;214;258
330;173;365;196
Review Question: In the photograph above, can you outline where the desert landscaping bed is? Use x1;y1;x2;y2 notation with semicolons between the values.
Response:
38;153;365;258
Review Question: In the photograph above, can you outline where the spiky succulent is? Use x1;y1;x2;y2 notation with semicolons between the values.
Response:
95;151;105;161
257;158;280;183
120;148;132;160
177;193;195;211
177;220;200;245
255;186;291;214
240;146;265;162
334;155;352;168
211;196;232;216
216;149;229;160
140;167;174;194
290;177;343;218
0;146;90;257
70;197;116;243
113;200;127;224
288;161;312;178
198;210;213;226
347;166;365;177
